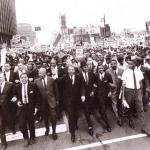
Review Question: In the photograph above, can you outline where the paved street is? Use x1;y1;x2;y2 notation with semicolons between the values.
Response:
4;106;150;150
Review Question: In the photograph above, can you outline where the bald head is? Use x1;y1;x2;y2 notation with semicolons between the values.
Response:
39;68;47;79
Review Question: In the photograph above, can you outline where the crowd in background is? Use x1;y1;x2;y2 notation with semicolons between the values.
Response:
1;45;150;149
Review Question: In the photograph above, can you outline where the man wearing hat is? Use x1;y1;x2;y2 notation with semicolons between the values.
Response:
144;55;150;69
103;55;111;71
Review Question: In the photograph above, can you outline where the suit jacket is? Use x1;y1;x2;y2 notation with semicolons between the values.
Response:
79;72;96;99
13;71;20;81
4;70;15;83
61;74;81;106
95;72;113;97
14;82;40;113
0;82;14;128
35;76;58;109
106;67;124;89
103;63;111;71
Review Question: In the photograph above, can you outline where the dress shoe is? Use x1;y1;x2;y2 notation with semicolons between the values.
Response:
71;134;76;143
52;132;58;140
1;145;7;150
23;139;29;147
128;120;135;129
117;118;122;127
12;127;16;135
106;126;112;132
88;128;94;136
30;138;36;145
45;130;49;136
12;130;16;135
141;129;150;136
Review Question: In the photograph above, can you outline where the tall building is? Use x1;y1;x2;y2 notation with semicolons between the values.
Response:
60;15;67;34
17;23;36;46
0;0;17;45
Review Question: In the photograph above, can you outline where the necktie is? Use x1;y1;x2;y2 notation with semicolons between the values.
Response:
85;73;88;84
23;84;27;104
4;72;7;81
43;78;47;89
70;75;73;84
133;69;137;90
114;70;117;76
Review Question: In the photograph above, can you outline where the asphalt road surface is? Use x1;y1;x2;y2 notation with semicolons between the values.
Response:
4;106;150;150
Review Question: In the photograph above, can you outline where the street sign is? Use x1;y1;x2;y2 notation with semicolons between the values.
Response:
35;26;41;31
146;21;150;32
76;48;84;58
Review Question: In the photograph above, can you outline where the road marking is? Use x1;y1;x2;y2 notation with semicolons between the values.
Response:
5;124;67;142
62;134;148;150
63;112;69;132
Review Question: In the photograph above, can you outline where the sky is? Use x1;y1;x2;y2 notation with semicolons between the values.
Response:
15;0;150;44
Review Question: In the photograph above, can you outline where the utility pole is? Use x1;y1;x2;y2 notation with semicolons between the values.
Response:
103;14;106;50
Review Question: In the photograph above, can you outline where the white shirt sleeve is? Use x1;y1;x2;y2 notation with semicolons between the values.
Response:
121;70;127;85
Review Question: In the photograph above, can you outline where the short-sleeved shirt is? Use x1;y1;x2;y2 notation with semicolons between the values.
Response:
121;68;143;89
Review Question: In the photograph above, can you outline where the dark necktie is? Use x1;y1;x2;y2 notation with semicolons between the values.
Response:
42;78;47;89
85;73;88;85
24;84;27;104
4;72;7;81
70;75;73;84
133;69;137;90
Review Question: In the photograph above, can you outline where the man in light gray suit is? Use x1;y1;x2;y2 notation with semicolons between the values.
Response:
34;68;59;140
106;59;124;126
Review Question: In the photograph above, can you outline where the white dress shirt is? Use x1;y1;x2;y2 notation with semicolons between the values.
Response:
22;83;29;104
70;75;75;85
99;73;105;80
121;68;144;89
82;72;89;83
51;66;58;80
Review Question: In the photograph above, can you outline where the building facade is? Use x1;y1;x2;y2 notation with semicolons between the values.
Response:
0;0;17;45
17;23;36;46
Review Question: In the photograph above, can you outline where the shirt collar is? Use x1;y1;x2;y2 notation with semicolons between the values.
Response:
22;82;28;86
5;70;10;74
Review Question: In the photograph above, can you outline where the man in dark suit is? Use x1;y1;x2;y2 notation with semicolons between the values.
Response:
0;73;15;150
95;65;113;132
60;65;80;142
79;61;96;136
3;63;15;83
14;73;40;147
3;63;17;133
13;63;26;84
103;55;111;71
34;68;58;140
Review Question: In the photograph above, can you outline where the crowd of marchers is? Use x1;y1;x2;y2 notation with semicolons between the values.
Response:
1;45;150;150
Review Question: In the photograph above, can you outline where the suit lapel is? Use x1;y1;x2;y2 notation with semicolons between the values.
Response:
10;71;14;82
81;73;87;84
2;82;8;94
27;82;31;96
38;79;45;90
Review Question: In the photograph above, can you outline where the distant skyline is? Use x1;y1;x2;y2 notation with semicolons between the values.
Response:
15;0;150;44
